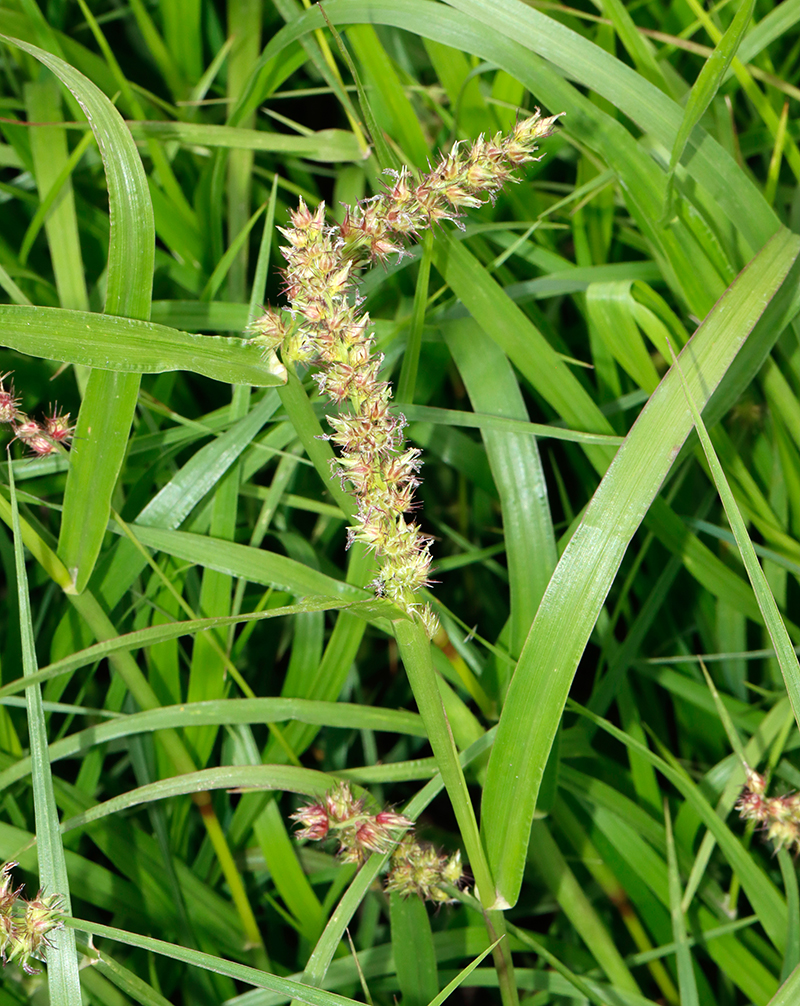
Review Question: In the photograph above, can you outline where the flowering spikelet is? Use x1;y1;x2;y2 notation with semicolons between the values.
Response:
0;864;63;974
12;418;58;457
385;836;466;904
736;766;800;854
42;406;74;447
291;782;466;903
0;373;74;458
292;781;412;866
0;373;22;425
4;891;63;975
247;111;561;634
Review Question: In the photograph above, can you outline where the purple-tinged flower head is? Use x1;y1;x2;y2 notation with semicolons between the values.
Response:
736;766;800;855
247;111;561;635
291;783;413;866
42;407;74;446
0;864;22;960
0;374;22;425
3;891;63;975
290;801;330;842
13;418;58;457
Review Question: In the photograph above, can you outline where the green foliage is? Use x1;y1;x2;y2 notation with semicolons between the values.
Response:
1;1;800;1004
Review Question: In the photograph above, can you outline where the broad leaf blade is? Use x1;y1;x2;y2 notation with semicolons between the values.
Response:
481;228;800;908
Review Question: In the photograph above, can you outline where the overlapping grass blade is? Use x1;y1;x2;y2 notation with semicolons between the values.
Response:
7;463;80;1002
0;305;286;386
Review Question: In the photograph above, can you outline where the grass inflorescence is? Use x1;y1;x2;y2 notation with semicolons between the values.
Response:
1;2;800;1005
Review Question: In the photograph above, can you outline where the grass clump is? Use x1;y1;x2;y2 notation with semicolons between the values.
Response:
1;2;800;1005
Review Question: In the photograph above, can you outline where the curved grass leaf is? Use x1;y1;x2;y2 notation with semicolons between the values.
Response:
129;121;362;161
0;599;386;699
118;523;370;600
0;35;155;594
0;697;426;791
59;764;338;834
667;336;800;733
64;919;363;1006
0;305;286;387
769;963;800;1005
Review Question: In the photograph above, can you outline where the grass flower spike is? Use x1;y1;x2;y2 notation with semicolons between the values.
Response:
0;864;63;975
291;781;412;866
291;783;465;903
736;766;800;854
248;111;561;634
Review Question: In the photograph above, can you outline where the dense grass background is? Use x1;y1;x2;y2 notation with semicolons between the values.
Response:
2;0;800;1003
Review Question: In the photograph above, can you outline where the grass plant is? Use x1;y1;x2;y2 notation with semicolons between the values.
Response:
2;0;800;1003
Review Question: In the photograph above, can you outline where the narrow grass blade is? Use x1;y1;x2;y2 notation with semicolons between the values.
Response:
446;320;557;658
24;78;88;309
391;893;438;1006
397;405;623;446
665;329;800;734
65;919;363;1006
664;802;699;1006
202;201;267;302
665;0;756;192
699;659;748;766
396;231;432;404
426;938;502;1006
504;922;614;1006
7;463;81;1002
778;849;800;981
318;6;396;171
769;963;800;1005
20;128;95;267
393;618;495;908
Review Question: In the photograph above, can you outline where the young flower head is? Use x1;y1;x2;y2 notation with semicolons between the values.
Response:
0;373;75;458
247;110;561;635
12;418;58;457
385;836;467;904
42;407;74;447
291;782;412;866
736;766;800;855
0;374;22;425
0;864;64;975
3;891;63;975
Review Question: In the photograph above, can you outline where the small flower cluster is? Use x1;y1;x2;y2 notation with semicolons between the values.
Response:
736;766;800;854
247;112;561;635
386;835;464;905
292;781;413;866
0;372;74;458
292;782;465;903
0;863;63;975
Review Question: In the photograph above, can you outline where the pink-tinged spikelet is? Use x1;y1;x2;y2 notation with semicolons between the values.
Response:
247;111;561;635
